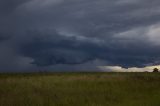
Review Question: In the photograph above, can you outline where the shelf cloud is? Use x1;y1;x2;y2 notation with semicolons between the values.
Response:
0;0;160;72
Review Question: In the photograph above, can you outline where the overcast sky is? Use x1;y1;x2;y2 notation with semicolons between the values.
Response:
0;0;160;72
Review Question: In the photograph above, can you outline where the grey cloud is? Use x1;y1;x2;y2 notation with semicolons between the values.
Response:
0;0;160;71
0;0;30;15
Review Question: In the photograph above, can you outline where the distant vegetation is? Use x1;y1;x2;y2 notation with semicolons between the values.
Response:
153;68;159;72
0;73;160;106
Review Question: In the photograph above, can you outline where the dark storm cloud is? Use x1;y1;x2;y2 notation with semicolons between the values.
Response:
0;0;30;15
1;0;160;71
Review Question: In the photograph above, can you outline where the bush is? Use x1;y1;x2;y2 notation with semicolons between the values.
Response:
153;68;159;72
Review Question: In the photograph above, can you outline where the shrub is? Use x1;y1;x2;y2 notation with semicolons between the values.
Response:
153;68;159;72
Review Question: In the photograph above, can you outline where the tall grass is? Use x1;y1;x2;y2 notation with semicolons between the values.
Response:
0;73;160;106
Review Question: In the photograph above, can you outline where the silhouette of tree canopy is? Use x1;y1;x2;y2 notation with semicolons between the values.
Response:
153;68;159;72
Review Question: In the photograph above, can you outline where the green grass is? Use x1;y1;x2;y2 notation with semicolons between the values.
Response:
0;72;160;106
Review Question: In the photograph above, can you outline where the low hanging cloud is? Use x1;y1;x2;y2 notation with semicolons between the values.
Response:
99;65;160;72
1;0;160;72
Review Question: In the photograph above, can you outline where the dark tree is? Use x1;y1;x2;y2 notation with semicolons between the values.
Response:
153;68;159;72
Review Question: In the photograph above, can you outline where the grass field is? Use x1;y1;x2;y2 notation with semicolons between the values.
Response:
0;72;160;106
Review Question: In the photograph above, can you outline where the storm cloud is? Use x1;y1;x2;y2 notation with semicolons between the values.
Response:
1;0;160;72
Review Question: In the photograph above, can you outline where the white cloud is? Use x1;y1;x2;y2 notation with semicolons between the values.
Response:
98;65;160;72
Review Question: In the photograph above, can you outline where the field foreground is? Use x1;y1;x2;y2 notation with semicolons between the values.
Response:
0;73;160;106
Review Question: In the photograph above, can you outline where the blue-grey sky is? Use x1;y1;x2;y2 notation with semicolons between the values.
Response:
1;0;160;72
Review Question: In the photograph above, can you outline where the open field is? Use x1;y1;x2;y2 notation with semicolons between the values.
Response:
0;72;160;106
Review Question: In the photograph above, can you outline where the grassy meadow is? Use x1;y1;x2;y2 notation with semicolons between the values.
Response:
0;72;160;106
